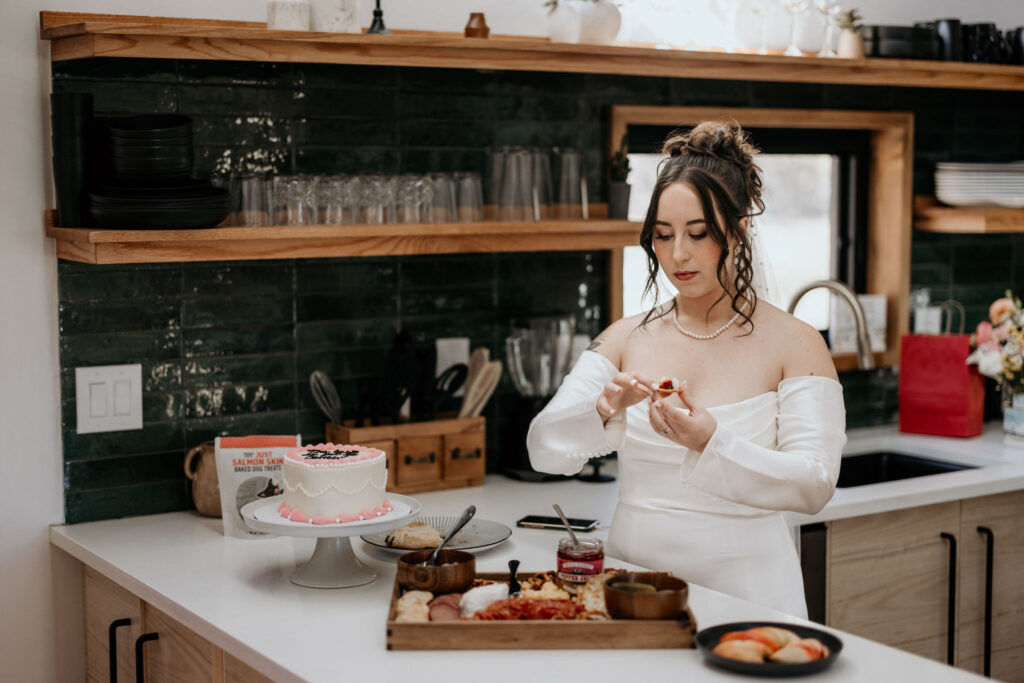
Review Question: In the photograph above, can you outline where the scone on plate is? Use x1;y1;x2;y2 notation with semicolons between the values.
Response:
385;521;444;549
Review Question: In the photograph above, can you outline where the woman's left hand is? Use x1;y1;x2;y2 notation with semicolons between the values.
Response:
648;383;718;452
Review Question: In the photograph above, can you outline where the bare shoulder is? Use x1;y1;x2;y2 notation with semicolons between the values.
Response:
586;312;647;368
757;302;838;381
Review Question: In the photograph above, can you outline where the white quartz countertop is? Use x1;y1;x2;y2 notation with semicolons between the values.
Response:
788;422;1024;526
51;421;1014;683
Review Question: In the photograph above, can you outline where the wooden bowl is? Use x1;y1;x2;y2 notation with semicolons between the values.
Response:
396;549;476;593
604;572;688;620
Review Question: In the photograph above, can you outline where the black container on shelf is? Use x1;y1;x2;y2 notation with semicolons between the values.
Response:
936;19;963;61
1008;27;1024;64
49;93;94;227
963;23;1006;63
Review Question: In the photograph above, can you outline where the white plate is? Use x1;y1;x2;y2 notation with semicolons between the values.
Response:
242;494;421;538
360;514;512;554
936;161;1024;171
936;192;1024;209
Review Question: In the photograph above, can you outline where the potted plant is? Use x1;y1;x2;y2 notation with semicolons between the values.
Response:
837;9;864;58
545;0;621;45
608;133;631;220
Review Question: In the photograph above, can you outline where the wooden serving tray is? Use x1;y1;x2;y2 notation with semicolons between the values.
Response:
386;572;696;650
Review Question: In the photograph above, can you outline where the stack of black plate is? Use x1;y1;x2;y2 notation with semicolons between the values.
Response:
107;114;193;182
90;115;228;229
90;179;230;229
861;25;940;59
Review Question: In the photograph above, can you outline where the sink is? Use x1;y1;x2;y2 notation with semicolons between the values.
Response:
836;451;977;488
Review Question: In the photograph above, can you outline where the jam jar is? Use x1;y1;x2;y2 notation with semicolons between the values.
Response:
556;537;604;584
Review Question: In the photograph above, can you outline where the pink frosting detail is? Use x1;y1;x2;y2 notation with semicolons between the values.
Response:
281;502;392;525
285;443;385;466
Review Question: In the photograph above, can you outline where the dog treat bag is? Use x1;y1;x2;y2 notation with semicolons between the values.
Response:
214;435;300;538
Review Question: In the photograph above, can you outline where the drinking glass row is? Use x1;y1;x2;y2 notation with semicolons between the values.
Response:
487;147;589;221
216;172;485;227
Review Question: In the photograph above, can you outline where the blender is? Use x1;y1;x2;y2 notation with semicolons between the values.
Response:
502;315;611;482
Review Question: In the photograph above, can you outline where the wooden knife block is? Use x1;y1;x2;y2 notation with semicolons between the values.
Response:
326;415;486;494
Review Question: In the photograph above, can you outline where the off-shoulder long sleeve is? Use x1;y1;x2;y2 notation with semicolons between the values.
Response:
527;351;627;476
684;376;847;515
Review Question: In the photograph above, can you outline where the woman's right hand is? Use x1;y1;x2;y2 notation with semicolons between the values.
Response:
596;372;654;423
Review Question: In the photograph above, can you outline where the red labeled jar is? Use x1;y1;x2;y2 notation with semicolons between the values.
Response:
556;537;604;585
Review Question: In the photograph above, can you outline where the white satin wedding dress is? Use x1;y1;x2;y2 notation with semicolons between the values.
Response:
527;351;847;617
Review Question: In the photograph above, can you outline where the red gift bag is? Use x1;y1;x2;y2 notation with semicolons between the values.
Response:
899;334;984;437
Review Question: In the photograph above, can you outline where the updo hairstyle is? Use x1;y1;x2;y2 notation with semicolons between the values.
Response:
638;120;765;331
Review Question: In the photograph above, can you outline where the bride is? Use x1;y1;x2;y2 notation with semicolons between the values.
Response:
527;121;847;618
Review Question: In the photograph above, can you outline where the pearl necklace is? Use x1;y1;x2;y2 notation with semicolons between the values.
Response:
672;302;749;340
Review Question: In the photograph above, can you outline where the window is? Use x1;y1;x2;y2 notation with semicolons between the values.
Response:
621;126;870;333
608;106;913;370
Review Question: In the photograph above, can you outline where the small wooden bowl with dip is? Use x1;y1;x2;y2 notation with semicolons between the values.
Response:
397;549;476;593
604;572;689;620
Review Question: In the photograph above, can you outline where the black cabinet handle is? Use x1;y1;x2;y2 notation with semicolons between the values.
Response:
108;618;131;683
940;532;957;666
977;526;995;678
450;447;482;460
134;633;159;683
403;452;435;465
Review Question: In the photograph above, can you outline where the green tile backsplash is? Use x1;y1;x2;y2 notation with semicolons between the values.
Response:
53;58;1024;523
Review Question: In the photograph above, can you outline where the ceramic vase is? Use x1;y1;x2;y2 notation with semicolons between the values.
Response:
547;0;621;45
837;29;865;58
465;12;491;38
1001;384;1024;446
608;181;631;219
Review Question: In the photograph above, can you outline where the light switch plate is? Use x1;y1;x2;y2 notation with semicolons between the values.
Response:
75;364;143;434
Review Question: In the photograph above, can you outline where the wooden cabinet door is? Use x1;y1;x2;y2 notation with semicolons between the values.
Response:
224;653;275;683
827;501;960;664
142;604;219;683
84;567;143;683
959;490;1024;681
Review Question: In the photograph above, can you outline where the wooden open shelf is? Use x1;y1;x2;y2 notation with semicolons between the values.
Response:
914;196;1024;234
44;211;640;264
39;11;1024;92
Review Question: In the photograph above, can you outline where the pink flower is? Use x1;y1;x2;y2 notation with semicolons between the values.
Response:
993;322;1012;342
975;321;993;344
990;298;1015;325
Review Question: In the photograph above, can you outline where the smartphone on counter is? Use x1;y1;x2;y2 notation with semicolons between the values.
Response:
516;514;599;532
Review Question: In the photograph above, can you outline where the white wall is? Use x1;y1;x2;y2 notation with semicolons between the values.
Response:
1;1;1019;681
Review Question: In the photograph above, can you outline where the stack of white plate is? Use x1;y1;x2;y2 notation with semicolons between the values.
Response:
935;161;1024;209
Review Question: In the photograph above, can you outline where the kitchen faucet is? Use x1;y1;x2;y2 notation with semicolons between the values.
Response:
787;280;875;370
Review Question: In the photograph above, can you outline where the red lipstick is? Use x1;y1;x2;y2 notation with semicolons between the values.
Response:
674;271;697;281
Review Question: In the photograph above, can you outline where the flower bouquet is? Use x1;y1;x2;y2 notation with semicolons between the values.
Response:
966;292;1024;397
967;291;1024;444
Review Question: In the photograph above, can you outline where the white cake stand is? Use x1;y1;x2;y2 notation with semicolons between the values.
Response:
241;493;421;589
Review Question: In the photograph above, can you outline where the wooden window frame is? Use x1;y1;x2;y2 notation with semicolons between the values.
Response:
608;105;913;371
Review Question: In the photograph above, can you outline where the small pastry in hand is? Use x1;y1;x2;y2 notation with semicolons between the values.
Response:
385;522;443;549
713;639;773;663
656;377;682;396
769;638;830;663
